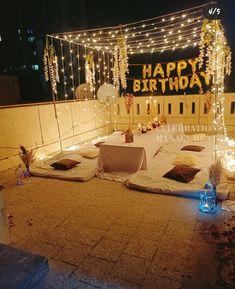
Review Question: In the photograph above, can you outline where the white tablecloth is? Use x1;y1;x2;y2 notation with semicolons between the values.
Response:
97;130;161;174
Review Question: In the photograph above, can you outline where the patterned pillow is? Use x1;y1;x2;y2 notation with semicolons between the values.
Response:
173;154;198;166
79;149;99;159
181;145;205;152
51;159;80;170
163;165;201;183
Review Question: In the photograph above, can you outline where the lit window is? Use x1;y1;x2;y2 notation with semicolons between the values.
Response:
136;103;140;114
32;64;39;70
27;36;35;42
146;102;151;114
168;103;172;114
192;102;195;114
18;29;21;35
157;103;160;114
0;34;2;42
21;65;26;71
179;102;184;114
230;102;235;114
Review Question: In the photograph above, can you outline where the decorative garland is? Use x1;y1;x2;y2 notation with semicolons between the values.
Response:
43;40;60;94
113;50;119;88
85;54;96;90
198;19;232;135
112;35;129;91
199;19;231;80
205;90;213;112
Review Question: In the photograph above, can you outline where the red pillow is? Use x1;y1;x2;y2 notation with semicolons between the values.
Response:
181;145;205;152
163;165;201;183
51;159;80;170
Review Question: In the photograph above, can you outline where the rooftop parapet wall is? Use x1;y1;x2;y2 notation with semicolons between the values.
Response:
111;93;235;134
0;100;111;171
0;93;234;172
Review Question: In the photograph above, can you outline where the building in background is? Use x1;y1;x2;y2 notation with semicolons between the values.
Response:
0;0;87;104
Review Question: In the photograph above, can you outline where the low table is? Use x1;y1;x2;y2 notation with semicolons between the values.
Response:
97;130;159;174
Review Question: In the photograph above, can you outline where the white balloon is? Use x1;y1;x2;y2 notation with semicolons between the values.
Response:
75;83;93;100
97;84;118;104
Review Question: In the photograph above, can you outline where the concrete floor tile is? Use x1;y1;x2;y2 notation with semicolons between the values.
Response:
91;238;127;262
123;238;158;260
104;223;137;242
150;250;186;281
158;234;192;258
115;216;141;229
47;217;103;246
110;254;150;285
53;242;92;266
76;227;106;246
142;273;182;289
164;220;195;238
73;256;115;287
135;222;166;241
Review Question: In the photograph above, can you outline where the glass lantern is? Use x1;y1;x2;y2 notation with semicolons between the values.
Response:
198;186;217;214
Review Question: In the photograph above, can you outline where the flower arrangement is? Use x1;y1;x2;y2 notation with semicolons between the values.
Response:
43;40;60;94
124;93;134;114
19;145;35;177
113;35;129;91
118;36;129;90
209;159;223;189
85;53;96;90
113;50;119;89
123;93;134;132
205;90;213;112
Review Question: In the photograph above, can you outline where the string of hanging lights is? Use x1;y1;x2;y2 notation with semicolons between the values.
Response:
48;4;206;54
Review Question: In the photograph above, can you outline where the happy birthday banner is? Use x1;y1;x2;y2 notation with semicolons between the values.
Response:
128;58;211;94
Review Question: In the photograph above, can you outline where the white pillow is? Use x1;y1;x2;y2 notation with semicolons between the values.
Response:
79;149;99;159
173;153;198;166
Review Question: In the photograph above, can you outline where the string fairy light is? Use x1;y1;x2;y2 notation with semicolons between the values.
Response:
49;4;206;54
76;44;81;88
60;40;67;99
47;5;231;135
68;42;75;99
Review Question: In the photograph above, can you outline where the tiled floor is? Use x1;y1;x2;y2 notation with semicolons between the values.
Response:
0;169;234;289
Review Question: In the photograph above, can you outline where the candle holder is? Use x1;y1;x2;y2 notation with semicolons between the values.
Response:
198;187;217;214
125;128;134;143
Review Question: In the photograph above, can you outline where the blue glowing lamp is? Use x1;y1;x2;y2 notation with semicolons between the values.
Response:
198;182;217;214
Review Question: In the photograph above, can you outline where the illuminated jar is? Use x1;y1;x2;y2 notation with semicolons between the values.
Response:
198;184;217;214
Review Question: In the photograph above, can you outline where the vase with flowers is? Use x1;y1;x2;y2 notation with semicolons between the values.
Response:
19;145;35;180
124;93;134;143
198;159;223;213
